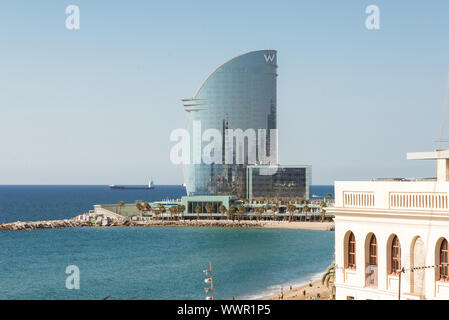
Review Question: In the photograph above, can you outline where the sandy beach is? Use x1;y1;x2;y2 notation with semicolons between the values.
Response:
260;221;334;231
262;279;332;300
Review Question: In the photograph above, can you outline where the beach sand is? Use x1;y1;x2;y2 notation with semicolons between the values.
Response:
260;221;334;231
262;279;332;300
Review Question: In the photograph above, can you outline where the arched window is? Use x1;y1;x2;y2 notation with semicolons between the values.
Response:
347;232;356;269
440;239;449;281
391;236;401;274
369;235;377;265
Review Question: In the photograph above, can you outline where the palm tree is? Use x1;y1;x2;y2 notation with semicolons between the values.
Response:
255;206;265;221
321;261;336;299
254;207;261;221
326;193;332;201
178;205;185;220
228;205;236;221
302;204;310;221
195;205;201;220
169;206;177;220
143;202;152;217
205;204;214;220
136;203;144;218
320;200;327;222
286;204;296;222
158;204;166;220
118;201;125;215
237;205;246;222
219;205;227;219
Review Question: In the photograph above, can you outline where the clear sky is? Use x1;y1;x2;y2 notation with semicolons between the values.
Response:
1;0;449;185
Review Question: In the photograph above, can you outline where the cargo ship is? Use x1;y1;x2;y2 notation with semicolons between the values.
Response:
109;180;154;190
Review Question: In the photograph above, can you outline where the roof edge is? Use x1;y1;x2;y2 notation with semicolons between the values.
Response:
192;49;277;98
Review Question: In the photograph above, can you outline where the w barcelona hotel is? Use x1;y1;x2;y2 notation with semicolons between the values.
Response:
180;50;311;211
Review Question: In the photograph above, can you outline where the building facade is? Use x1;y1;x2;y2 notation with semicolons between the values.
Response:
181;195;236;216
327;150;449;300
246;165;311;201
182;50;278;197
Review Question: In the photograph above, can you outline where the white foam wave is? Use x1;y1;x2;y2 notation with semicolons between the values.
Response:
237;270;326;300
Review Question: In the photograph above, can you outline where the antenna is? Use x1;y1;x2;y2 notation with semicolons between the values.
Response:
438;68;449;149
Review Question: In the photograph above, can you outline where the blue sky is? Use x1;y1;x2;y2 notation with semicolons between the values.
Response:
1;0;449;185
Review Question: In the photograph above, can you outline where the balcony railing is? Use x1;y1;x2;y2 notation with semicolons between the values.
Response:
336;180;449;211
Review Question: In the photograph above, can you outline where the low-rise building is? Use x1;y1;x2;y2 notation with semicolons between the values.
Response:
327;150;449;300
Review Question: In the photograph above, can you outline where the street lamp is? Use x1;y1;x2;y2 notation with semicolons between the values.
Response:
203;261;214;300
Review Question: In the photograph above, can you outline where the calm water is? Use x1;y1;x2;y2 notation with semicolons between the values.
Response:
0;185;333;224
0;185;187;224
0;227;334;300
0;185;334;300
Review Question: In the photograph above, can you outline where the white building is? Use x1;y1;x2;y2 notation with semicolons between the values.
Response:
327;150;449;300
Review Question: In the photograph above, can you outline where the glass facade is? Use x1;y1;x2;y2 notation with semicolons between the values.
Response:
187;201;221;214
183;50;278;197
181;195;236;214
246;165;311;200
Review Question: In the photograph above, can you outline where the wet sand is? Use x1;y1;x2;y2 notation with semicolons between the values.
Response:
262;279;332;300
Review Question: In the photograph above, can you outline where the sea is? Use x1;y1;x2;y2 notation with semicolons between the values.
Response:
0;185;334;300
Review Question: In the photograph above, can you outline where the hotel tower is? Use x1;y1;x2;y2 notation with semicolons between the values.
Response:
182;50;278;197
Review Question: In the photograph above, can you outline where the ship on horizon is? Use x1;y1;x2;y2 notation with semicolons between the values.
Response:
109;180;154;190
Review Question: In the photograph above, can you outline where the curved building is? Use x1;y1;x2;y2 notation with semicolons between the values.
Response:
182;50;278;197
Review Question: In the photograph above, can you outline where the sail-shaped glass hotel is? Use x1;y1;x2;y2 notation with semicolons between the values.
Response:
182;50;310;202
183;50;278;197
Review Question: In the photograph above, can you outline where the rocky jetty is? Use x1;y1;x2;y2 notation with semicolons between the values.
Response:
0;215;334;231
0;219;93;231
0;216;265;231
